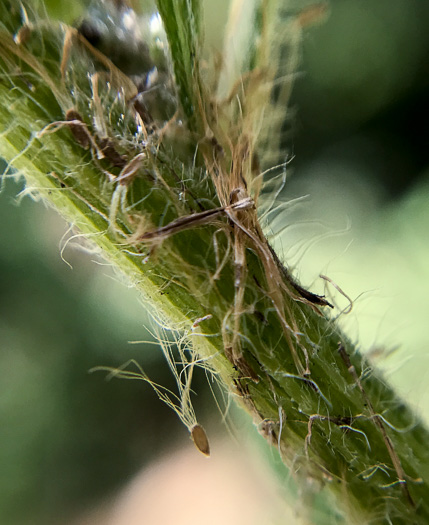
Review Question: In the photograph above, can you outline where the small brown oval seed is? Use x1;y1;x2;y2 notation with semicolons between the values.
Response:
190;424;210;457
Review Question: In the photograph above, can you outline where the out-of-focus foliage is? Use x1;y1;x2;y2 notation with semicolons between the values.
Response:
291;0;429;196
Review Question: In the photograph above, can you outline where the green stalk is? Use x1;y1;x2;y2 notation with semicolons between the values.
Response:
1;1;428;523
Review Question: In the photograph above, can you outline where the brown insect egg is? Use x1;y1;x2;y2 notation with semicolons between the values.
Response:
190;424;210;457
65;109;91;149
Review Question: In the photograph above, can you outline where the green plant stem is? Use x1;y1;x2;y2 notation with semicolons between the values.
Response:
1;2;429;524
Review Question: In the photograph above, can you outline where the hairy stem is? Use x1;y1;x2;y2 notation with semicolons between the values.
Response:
1;1;428;523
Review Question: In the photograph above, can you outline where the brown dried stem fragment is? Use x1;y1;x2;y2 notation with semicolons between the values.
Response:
137;197;254;242
269;245;333;309
230;188;252;375
61;26;138;100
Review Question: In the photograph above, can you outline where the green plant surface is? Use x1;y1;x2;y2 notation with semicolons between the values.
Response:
1;1;429;524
